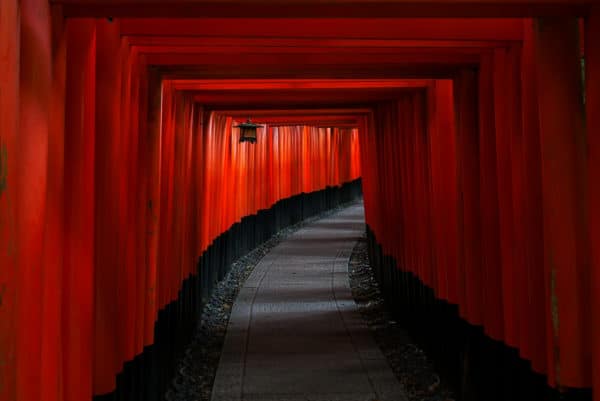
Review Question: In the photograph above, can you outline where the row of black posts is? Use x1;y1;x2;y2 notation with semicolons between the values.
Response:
366;227;592;401
95;179;363;401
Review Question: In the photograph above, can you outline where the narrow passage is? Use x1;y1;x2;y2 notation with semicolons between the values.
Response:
211;204;407;401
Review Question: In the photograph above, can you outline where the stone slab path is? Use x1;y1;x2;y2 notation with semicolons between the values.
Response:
211;204;407;401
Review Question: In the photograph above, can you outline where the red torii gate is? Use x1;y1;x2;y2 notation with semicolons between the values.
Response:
0;1;599;401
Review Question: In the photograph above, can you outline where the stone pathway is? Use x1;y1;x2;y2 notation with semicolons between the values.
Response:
211;204;407;401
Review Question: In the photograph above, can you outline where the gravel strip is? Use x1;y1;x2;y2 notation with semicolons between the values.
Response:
348;234;455;401
165;201;362;401
166;204;454;401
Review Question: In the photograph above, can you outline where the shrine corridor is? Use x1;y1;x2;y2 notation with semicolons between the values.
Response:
1;1;599;401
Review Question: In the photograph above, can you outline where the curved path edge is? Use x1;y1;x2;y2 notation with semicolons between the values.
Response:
211;204;408;401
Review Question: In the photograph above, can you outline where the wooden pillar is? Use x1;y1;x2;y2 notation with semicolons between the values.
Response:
16;0;52;399
477;51;504;342
395;100;411;270
157;83;175;310
585;7;600;401
413;91;434;288
94;18;122;397
144;67;162;346
506;44;529;357
63;18;96;401
172;94;187;299
40;5;66;401
428;80;458;305
492;46;519;348
534;16;590;390
130;53;147;356
0;1;19;400
133;59;149;351
454;68;483;325
117;41;137;365
520;18;547;376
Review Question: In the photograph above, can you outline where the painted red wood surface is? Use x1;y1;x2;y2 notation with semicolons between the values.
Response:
16;2;52;401
1;4;600;401
94;19;123;395
90;74;361;395
534;17;590;389
518;20;546;375
454;69;483;326
359;24;596;389
63;19;96;401
587;9;600;401
1;11;361;399
476;51;505;343
0;1;20;400
41;6;67;401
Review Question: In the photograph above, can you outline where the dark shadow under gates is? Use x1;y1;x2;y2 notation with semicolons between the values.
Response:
93;179;362;401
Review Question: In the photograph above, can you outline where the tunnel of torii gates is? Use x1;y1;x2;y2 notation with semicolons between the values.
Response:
0;0;600;401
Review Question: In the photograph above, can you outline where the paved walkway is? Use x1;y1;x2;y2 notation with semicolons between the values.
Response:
211;204;407;401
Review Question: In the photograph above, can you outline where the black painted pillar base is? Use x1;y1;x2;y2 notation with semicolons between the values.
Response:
93;179;363;401
365;226;592;401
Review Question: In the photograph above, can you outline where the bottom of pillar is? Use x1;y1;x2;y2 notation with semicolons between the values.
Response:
366;226;592;401
92;179;363;401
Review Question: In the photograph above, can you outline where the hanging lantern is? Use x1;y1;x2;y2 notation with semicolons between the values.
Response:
235;118;261;144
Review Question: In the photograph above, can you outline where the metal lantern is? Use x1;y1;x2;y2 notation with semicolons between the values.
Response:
235;118;261;144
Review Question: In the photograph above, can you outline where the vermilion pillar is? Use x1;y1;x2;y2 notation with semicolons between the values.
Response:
134;59;149;353
40;6;66;401
0;1;19;400
426;81;452;298
505;44;528;356
63;19;96;401
94;18;123;396
586;7;600;401
453;68;483;325
16;1;52;400
413;92;434;288
193;107;205;256
117;43;139;366
157;84;176;310
477;51;504;342
520;19;546;375
534;17;590;390
492;46;518;349
145;67;162;346
429;81;458;305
